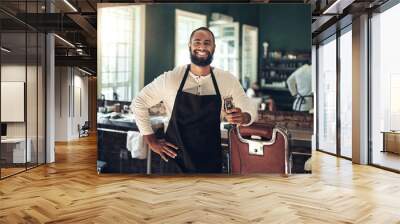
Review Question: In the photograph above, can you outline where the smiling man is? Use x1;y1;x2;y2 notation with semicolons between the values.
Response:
132;27;257;174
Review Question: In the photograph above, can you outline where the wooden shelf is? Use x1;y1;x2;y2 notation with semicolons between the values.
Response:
267;58;311;63
261;86;289;91
263;66;297;72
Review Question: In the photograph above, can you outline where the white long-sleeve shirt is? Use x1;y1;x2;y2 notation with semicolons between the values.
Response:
132;65;258;135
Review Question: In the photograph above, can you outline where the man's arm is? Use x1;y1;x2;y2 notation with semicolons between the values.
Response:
225;77;258;126
131;74;166;135
286;72;297;96
131;73;178;161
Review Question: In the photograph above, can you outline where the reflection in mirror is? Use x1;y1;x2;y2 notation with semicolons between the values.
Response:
97;3;312;175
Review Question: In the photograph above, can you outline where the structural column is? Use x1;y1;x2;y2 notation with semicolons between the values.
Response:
46;0;55;163
352;14;369;164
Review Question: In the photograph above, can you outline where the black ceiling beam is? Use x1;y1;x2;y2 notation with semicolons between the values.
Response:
86;0;97;12
10;13;83;32
0;18;28;31
55;55;96;69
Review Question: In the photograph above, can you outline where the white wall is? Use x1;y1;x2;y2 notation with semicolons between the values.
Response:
55;67;69;141
55;67;89;141
72;72;89;138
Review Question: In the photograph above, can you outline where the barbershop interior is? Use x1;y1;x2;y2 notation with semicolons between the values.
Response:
0;0;399;223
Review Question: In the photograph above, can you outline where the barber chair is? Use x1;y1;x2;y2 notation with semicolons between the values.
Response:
229;123;291;175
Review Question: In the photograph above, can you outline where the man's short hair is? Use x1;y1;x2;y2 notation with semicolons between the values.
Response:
189;27;215;44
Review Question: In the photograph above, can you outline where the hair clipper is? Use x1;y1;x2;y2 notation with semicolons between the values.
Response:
223;96;235;112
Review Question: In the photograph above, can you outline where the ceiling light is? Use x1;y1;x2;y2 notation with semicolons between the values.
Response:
54;34;75;48
1;47;11;53
63;0;78;12
78;67;92;76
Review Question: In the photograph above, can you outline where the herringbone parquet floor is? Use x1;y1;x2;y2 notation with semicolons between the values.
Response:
1;135;400;224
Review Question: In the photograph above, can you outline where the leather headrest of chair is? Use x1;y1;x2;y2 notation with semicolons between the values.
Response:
238;123;274;139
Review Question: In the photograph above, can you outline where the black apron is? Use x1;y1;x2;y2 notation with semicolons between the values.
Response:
161;64;222;174
294;93;313;111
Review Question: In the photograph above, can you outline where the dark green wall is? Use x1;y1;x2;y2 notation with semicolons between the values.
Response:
143;4;310;85
258;4;311;52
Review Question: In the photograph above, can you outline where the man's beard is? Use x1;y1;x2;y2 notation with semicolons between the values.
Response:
190;48;214;67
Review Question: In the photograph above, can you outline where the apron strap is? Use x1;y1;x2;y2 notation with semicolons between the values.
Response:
177;64;191;92
178;64;221;98
295;93;313;111
210;68;221;97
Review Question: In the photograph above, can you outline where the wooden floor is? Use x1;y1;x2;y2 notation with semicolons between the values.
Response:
1;135;400;223
1;167;26;178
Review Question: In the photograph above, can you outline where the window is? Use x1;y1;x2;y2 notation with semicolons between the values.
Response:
317;36;337;154
175;9;207;67
339;28;352;158
98;5;145;101
370;3;400;171
210;22;240;78
242;25;258;87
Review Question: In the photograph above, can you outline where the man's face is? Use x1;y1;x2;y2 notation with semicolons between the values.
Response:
189;30;215;67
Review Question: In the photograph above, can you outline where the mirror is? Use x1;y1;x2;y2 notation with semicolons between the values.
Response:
97;5;145;102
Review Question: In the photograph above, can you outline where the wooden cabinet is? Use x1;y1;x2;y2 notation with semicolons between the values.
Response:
382;131;400;154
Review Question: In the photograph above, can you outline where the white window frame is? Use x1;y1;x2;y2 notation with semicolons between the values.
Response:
97;4;145;101
241;24;258;86
210;22;240;79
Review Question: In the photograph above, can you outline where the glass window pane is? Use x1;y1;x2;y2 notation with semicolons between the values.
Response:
98;6;143;101
340;29;352;158
371;4;400;171
27;31;38;168
210;23;240;79
1;31;28;177
318;37;337;154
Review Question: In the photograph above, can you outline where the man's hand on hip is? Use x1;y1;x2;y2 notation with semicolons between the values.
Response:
144;134;178;162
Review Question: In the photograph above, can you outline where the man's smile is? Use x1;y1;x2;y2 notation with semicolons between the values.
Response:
194;50;209;57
